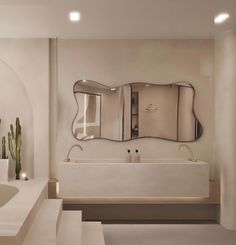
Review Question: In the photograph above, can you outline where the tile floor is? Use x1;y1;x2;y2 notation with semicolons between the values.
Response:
103;224;236;245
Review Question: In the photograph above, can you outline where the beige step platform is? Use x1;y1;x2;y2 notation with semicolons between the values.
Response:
82;222;105;245
62;181;220;205
57;211;82;245
23;199;62;245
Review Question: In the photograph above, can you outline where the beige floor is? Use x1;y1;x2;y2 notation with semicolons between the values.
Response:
103;224;236;245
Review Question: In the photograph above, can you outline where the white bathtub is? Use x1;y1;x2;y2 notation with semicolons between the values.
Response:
59;159;209;198
0;179;48;245
0;184;18;207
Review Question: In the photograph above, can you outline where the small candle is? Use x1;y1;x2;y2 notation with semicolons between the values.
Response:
21;172;28;181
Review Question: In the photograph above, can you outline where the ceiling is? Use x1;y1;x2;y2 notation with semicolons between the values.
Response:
0;0;235;39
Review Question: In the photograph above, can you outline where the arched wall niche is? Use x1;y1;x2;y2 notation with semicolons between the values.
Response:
0;59;34;178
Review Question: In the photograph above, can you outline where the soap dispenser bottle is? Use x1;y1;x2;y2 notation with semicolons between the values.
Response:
126;149;132;163
134;149;140;163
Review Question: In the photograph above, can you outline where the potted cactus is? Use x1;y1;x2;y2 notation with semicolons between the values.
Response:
0;136;9;182
8;118;22;180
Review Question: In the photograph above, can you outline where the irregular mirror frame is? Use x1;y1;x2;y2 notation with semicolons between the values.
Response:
72;80;203;142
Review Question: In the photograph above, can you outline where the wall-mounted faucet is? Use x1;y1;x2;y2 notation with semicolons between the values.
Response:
65;144;83;162
178;144;197;162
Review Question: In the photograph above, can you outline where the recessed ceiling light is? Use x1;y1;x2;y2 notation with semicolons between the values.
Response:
214;13;230;24
110;88;117;91
69;11;81;22
145;84;151;87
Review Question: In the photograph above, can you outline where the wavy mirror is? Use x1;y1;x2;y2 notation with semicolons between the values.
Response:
72;80;203;142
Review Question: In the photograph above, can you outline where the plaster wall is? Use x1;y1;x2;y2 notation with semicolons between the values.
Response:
56;39;214;179
214;30;236;230
0;39;49;178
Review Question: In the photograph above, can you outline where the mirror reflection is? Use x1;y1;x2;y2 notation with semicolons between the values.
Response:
72;80;203;142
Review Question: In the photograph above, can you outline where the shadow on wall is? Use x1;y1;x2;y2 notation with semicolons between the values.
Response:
0;59;34;178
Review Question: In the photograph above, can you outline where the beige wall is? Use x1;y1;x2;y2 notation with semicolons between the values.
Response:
0;60;34;177
0;39;214;180
215;30;236;230
56;39;214;178
0;39;49;178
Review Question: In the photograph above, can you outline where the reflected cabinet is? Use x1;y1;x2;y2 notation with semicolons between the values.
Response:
72;80;203;142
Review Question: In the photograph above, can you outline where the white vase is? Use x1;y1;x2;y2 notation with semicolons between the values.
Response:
0;159;9;182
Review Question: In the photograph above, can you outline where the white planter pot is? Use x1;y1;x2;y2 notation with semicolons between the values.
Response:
0;159;9;182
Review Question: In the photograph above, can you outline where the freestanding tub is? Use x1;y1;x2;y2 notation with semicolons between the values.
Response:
59;159;209;198
0;184;18;207
0;179;48;245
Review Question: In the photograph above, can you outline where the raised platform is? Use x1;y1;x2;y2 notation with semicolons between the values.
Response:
62;181;219;222
62;180;220;205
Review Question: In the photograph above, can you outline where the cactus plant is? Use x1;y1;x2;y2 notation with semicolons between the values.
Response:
2;136;7;159
8;117;22;179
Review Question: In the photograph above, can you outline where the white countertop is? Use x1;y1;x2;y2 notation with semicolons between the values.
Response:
60;159;207;165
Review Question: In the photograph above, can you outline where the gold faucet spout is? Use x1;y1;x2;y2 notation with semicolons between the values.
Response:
65;144;83;162
178;144;197;162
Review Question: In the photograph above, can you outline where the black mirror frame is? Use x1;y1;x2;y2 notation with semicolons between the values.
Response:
71;80;203;142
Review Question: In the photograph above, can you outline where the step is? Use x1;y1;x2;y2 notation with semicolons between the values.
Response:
57;211;82;245
82;222;105;245
23;199;62;245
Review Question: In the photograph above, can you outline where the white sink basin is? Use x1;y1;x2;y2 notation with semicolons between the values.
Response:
59;159;209;198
